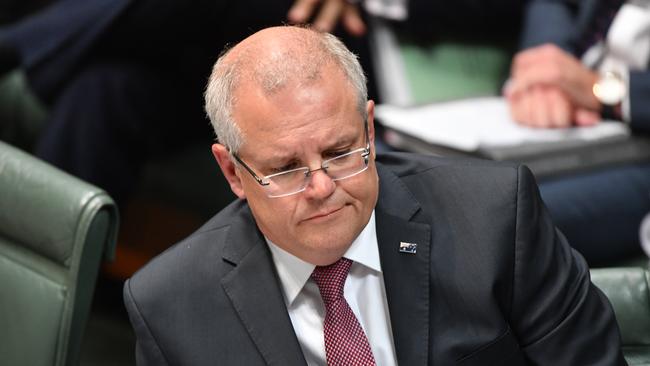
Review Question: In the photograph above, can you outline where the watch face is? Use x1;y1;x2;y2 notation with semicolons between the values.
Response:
593;72;626;106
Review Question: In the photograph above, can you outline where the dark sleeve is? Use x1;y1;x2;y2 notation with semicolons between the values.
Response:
123;279;170;366
628;70;650;133
519;0;579;52
404;0;523;40
509;165;627;365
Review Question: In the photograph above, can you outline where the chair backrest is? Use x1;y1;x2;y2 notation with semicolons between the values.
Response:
0;70;47;150
591;266;650;366
368;17;513;106
0;141;118;366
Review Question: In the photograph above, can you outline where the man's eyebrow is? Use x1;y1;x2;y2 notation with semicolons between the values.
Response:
325;134;359;150
258;151;299;166
255;131;360;165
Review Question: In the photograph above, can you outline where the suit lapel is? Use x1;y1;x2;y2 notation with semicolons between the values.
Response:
376;163;431;366
220;209;307;366
218;163;433;366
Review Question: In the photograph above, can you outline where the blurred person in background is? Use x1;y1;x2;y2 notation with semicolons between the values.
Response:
505;0;650;265
0;0;300;208
288;0;523;39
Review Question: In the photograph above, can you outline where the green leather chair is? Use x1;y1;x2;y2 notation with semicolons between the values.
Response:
0;141;119;366
0;70;47;150
591;266;650;365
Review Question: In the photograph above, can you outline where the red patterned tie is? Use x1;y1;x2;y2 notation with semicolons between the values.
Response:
312;258;376;366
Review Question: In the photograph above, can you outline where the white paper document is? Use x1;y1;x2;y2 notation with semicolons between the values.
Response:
375;97;630;152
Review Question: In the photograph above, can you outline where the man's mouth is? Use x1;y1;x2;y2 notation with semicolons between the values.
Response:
304;206;345;222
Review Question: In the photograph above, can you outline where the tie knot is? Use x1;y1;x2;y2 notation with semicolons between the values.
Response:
311;258;352;305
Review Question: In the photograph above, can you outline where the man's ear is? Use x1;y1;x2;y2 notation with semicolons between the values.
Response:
366;100;376;157
212;143;246;199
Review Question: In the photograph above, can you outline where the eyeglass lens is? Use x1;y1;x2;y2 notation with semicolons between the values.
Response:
264;148;369;198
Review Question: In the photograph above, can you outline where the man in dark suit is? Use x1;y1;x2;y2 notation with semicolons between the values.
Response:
504;0;650;265
0;0;295;206
287;0;524;40
124;26;626;365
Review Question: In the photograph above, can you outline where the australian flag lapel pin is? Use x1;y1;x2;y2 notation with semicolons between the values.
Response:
399;242;417;254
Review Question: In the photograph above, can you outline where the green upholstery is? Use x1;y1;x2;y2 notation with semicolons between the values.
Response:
591;267;650;365
397;39;512;104
370;20;514;105
0;141;118;366
0;70;47;150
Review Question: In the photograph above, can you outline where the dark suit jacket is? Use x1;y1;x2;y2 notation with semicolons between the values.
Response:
519;0;650;133
124;153;626;365
405;0;523;41
3;0;295;102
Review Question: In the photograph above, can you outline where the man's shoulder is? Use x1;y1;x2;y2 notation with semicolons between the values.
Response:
375;152;533;217
126;199;251;294
376;151;521;180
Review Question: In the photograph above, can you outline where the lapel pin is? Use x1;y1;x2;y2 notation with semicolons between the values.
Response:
399;242;417;254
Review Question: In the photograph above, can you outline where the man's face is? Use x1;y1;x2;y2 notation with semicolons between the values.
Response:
213;64;378;265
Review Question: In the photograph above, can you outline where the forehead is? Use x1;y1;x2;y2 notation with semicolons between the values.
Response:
232;64;363;158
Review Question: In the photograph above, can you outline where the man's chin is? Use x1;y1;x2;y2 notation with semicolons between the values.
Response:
301;229;361;259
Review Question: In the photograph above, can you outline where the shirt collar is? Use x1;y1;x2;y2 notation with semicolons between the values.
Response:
267;210;381;306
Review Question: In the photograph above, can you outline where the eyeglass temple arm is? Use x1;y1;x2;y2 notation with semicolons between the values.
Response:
230;152;269;186
364;118;371;151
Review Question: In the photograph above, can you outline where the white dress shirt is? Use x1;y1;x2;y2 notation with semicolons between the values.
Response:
267;211;398;366
583;0;650;121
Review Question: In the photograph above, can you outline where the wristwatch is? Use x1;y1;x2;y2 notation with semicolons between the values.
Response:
592;71;627;106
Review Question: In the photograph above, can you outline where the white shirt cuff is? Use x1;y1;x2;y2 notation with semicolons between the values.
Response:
364;0;408;21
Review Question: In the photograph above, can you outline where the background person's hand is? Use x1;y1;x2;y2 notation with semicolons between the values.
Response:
507;44;601;112
288;0;366;36
507;84;601;128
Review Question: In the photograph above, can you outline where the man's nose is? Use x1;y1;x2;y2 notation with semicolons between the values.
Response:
303;169;336;200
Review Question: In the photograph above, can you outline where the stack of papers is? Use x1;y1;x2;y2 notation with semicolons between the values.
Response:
375;97;630;152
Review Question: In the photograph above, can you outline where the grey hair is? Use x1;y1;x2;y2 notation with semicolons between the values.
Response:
203;27;368;153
